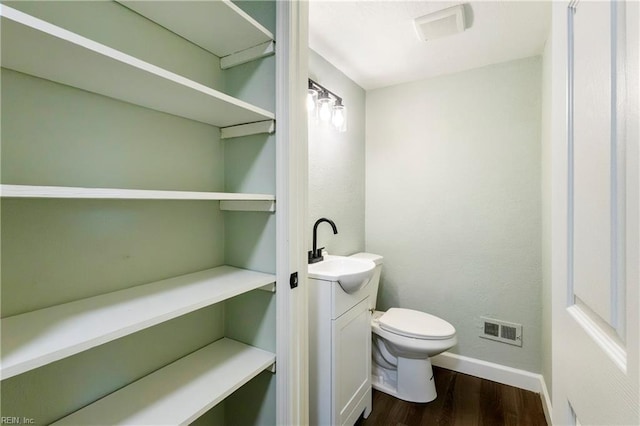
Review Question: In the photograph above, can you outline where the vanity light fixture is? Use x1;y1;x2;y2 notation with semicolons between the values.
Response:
307;84;318;114
308;79;347;132
317;90;334;123
332;99;347;132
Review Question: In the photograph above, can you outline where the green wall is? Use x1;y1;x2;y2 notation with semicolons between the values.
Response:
221;2;277;423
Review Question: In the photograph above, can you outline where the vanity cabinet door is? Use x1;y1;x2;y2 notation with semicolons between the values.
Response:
332;297;371;426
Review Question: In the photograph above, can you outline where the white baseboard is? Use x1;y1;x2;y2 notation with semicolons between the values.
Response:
538;374;553;426
431;352;553;425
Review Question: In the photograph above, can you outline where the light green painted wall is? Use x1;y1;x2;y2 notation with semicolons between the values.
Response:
308;50;367;256
1;1;278;424
1;67;226;318
191;403;225;426
1;69;223;191
3;0;222;89
225;290;277;353
224;56;276;113
232;0;276;35
225;212;276;275
224;134;276;196
225;371;276;426
366;57;543;373
1;198;224;316
224;291;277;426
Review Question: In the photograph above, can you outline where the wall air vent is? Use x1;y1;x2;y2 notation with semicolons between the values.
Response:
480;317;522;347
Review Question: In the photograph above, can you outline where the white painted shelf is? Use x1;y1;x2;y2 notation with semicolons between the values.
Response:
0;185;275;202
0;5;274;128
118;0;273;57
52;338;275;425
1;266;276;380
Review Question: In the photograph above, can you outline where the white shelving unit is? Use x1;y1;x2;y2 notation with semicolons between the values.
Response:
0;5;274;128
0;184;275;201
117;0;274;58
0;0;298;422
1;266;275;380
52;338;276;425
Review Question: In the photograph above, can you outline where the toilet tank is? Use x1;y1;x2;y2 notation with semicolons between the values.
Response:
349;252;383;310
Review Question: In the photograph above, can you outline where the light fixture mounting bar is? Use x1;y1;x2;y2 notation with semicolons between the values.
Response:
308;79;342;104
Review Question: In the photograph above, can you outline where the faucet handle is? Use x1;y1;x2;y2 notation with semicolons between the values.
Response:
308;248;325;264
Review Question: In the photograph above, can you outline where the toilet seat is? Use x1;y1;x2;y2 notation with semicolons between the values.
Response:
378;308;456;340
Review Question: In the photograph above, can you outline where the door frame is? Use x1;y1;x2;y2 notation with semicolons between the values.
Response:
276;1;310;424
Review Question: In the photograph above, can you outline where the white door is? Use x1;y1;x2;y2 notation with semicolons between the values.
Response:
551;0;639;424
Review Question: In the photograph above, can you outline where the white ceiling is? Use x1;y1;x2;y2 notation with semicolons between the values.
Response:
309;1;551;90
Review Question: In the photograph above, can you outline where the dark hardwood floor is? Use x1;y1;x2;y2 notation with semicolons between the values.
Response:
356;367;547;426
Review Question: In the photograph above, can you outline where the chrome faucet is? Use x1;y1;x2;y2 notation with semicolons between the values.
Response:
308;218;338;264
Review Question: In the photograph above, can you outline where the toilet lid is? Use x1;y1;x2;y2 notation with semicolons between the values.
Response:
378;308;456;340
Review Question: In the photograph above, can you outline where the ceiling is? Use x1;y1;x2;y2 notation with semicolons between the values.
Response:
309;1;551;90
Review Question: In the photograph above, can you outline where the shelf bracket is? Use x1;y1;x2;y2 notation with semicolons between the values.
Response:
266;362;276;374
220;120;275;140
220;41;275;69
219;200;275;212
257;282;276;292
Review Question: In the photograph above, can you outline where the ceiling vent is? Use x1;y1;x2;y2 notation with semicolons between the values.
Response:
414;4;466;41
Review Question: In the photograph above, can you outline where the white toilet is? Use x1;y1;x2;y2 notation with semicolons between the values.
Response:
350;253;457;403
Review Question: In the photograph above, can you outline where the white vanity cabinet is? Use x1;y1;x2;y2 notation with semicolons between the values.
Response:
309;277;372;426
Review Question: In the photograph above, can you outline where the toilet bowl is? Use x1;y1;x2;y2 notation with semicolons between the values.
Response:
371;309;457;402
350;253;457;403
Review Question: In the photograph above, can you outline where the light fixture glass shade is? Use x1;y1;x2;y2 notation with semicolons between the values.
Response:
332;104;347;132
307;89;318;112
317;92;334;123
307;89;318;122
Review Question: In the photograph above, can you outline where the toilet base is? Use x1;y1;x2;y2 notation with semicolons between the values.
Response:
372;357;437;403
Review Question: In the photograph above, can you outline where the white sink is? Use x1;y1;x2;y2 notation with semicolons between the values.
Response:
308;255;375;293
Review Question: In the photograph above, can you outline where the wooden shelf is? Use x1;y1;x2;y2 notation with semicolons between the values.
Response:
0;5;274;128
52;338;275;425
0;185;275;202
118;0;273;58
1;266;276;380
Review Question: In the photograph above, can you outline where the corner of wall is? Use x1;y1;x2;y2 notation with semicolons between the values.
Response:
541;27;554;402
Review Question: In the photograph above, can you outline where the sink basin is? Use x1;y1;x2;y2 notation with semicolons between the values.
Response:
308;255;375;293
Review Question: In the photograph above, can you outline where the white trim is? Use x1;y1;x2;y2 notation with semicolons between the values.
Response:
275;1;309;425
568;302;626;371
431;352;541;391
431;352;553;425
539;374;554;426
